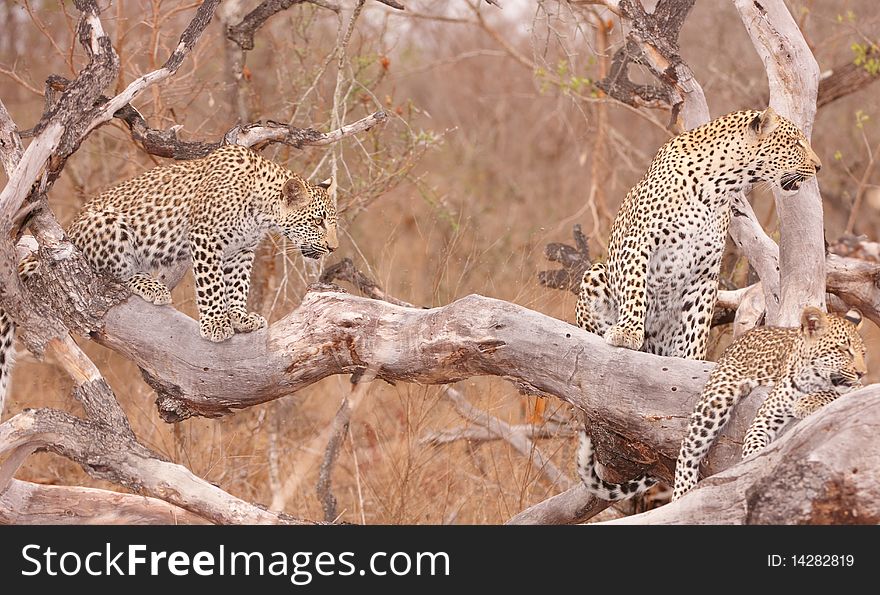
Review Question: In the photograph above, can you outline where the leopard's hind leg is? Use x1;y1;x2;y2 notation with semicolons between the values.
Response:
69;208;172;305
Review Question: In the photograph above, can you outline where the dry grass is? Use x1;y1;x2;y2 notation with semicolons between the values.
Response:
2;0;879;524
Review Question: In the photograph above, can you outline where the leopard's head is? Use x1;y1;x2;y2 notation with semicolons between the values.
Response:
746;107;822;196
795;306;867;393
276;175;338;259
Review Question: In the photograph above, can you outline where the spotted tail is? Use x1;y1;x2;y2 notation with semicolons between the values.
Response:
0;255;39;419
576;430;657;501
0;309;14;418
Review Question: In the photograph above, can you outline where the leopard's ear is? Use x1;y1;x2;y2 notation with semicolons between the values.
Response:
844;308;863;330
282;177;311;210
317;176;336;196
800;306;829;339
750;107;780;138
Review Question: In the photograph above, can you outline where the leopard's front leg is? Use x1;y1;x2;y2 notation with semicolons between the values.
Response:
791;390;846;419
741;383;796;458
604;236;648;351
223;248;267;333
191;231;234;342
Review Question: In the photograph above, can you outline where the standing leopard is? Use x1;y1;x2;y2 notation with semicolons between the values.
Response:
576;107;822;360
576;307;867;503
0;144;337;409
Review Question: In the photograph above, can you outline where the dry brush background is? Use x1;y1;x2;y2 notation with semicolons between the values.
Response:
1;0;879;524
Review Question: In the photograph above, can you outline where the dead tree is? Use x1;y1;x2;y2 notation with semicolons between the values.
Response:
1;0;878;525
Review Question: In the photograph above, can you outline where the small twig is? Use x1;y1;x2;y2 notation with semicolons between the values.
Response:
269;365;378;512
316;366;378;522
320;257;417;307
437;386;573;490
421;419;573;446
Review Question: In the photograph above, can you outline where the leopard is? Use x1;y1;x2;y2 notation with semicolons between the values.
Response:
576;107;822;361
0;143;338;411
575;306;867;503
573;107;821;504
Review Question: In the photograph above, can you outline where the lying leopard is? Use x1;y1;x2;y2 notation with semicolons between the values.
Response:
0;144;337;405
576;108;822;360
576;307;867;503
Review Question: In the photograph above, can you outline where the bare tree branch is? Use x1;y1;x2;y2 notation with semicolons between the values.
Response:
506;483;610;525
728;191;781;327
85;286;775;494
437;386;572;490
227;0;340;51
316;366;378;522
316;396;353;522
0;479;211;525
422;419;572;446
0;100;23;175
320;257;416;307
596;0;709;130
537;224;591;295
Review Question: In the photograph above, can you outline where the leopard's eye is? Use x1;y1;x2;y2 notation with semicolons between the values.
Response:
313;217;324;226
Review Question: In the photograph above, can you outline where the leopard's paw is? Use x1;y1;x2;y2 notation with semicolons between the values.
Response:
128;277;173;305
144;286;173;306
199;314;235;343
604;324;644;351
230;310;267;333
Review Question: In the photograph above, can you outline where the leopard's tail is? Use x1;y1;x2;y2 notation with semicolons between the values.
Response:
0;308;15;419
576;430;657;501
0;254;39;419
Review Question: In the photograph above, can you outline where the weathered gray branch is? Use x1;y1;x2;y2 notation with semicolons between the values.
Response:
0;100;23;175
506;484;610;525
40;77;388;159
0;479;210;525
728;191;781;323
90;287;763;489
597;386;880;524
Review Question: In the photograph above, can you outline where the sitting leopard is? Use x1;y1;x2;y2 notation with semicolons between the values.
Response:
0;144;337;403
576;107;822;360
576;306;867;503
